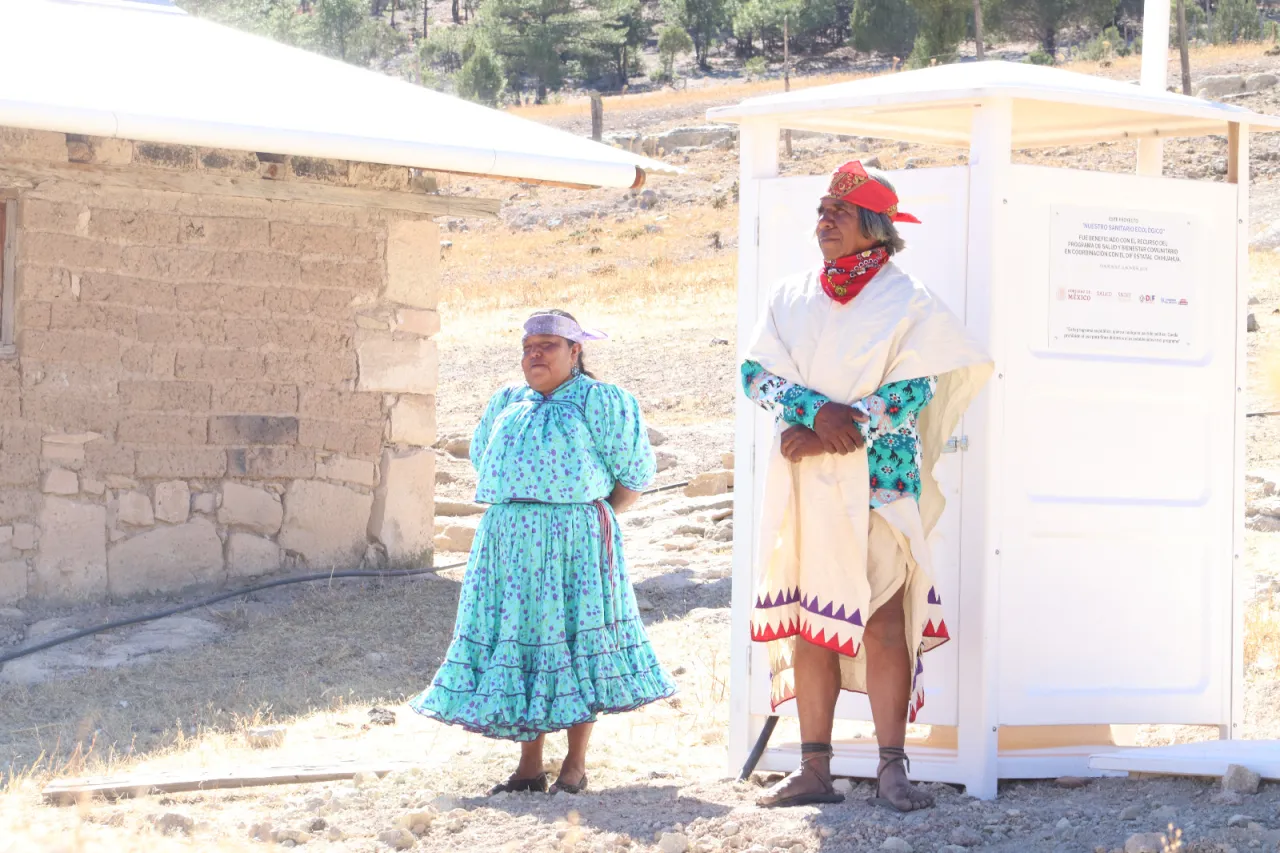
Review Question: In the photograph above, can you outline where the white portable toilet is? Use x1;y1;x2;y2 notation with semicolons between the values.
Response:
709;61;1280;799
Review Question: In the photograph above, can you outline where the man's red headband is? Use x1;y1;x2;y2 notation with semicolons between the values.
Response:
824;161;921;225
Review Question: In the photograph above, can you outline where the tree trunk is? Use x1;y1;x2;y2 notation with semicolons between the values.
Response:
390;0;396;29
783;14;792;158
424;0;429;36
1176;0;1192;93
973;0;985;59
452;0;460;24
620;46;629;87
537;81;548;103
1043;25;1056;57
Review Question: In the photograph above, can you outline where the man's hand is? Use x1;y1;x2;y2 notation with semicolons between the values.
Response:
812;402;869;454
780;425;827;463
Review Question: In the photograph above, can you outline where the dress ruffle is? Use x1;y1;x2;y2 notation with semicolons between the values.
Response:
410;502;675;741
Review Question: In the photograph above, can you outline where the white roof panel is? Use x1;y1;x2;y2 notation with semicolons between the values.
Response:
708;60;1280;148
0;0;676;189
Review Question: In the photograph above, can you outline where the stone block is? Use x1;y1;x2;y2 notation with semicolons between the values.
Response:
227;533;282;578
357;338;437;395
208;415;299;446
226;447;315;480
264;352;358;386
79;273;177;308
270;222;379;257
192;492;216;514
42;468;79;496
218;482;284;535
136;447;225;479
262;287;354;320
298;419;383;456
107;518;224;598
154;481;191;524
385;220;439;308
210;251;300;286
433;522;476;554
48;303;138;337
81;478;106;496
279;480;373;569
368;449;435;566
0;559;27;605
41;432;100;469
85;440;135;476
119;413;207;446
175;349;265;382
390;395;436;446
317;455;378;487
117;491;155;527
211;383;298;414
395;308;441;337
0;453;39;487
33;498;107;599
20;329;121;365
299;259;382;292
120;380;212;412
685;470;734;498
11;523;37;550
299;390;383;422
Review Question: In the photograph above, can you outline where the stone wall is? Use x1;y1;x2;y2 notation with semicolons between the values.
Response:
0;129;444;604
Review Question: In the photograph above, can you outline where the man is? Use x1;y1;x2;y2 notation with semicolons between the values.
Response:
741;161;992;811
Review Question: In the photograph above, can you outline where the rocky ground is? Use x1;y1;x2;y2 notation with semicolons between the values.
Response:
3;49;1280;853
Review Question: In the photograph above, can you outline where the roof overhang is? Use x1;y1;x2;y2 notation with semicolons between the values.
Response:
708;61;1280;149
0;0;678;190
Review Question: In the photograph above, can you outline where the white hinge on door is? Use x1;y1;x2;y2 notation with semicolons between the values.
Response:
942;436;970;453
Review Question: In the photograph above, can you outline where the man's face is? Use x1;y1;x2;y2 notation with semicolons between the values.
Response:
816;197;875;261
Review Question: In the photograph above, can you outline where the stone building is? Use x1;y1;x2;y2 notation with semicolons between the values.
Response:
0;0;668;604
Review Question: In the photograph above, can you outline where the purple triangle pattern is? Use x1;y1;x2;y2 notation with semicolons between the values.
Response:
755;586;801;609
799;593;862;626
927;586;941;606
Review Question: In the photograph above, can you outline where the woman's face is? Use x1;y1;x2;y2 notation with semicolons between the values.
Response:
522;334;580;394
815;198;875;261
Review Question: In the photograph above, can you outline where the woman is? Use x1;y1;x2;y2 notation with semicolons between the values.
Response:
410;309;676;795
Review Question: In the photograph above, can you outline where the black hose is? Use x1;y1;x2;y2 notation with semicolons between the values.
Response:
0;566;463;667
0;479;705;667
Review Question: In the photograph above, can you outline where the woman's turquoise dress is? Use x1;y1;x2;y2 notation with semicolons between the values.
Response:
410;375;677;741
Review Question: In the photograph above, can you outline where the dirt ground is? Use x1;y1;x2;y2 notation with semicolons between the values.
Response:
4;47;1280;853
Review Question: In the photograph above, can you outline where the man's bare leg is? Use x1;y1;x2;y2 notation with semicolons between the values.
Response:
864;585;933;811
756;637;844;806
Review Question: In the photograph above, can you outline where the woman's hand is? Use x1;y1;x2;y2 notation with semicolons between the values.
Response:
607;482;641;514
780;425;827;463
812;402;868;454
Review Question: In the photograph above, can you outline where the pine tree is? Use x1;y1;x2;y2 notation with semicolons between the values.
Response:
458;43;507;104
849;0;918;56
661;0;730;69
1212;0;1262;43
985;0;1116;55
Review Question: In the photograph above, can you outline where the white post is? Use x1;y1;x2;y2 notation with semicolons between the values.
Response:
1228;122;1249;743
957;97;1013;800
728;118;780;775
1137;0;1171;175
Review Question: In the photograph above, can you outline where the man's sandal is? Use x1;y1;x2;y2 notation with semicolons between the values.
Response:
487;772;549;796
869;746;934;812
756;744;845;808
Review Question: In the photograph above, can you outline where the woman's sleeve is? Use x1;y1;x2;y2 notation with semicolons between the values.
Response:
469;387;512;471
585;384;657;491
854;376;937;439
741;359;830;430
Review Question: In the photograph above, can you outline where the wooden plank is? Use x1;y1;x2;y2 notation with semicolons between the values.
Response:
42;761;420;805
0;160;500;218
1227;122;1241;184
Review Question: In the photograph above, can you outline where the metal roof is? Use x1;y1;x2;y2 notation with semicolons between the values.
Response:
708;60;1280;148
0;0;676;189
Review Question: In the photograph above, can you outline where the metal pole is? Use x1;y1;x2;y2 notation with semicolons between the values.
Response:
1137;0;1171;175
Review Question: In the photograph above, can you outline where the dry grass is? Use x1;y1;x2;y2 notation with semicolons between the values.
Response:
505;43;1273;123
506;70;877;121
435;205;738;341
